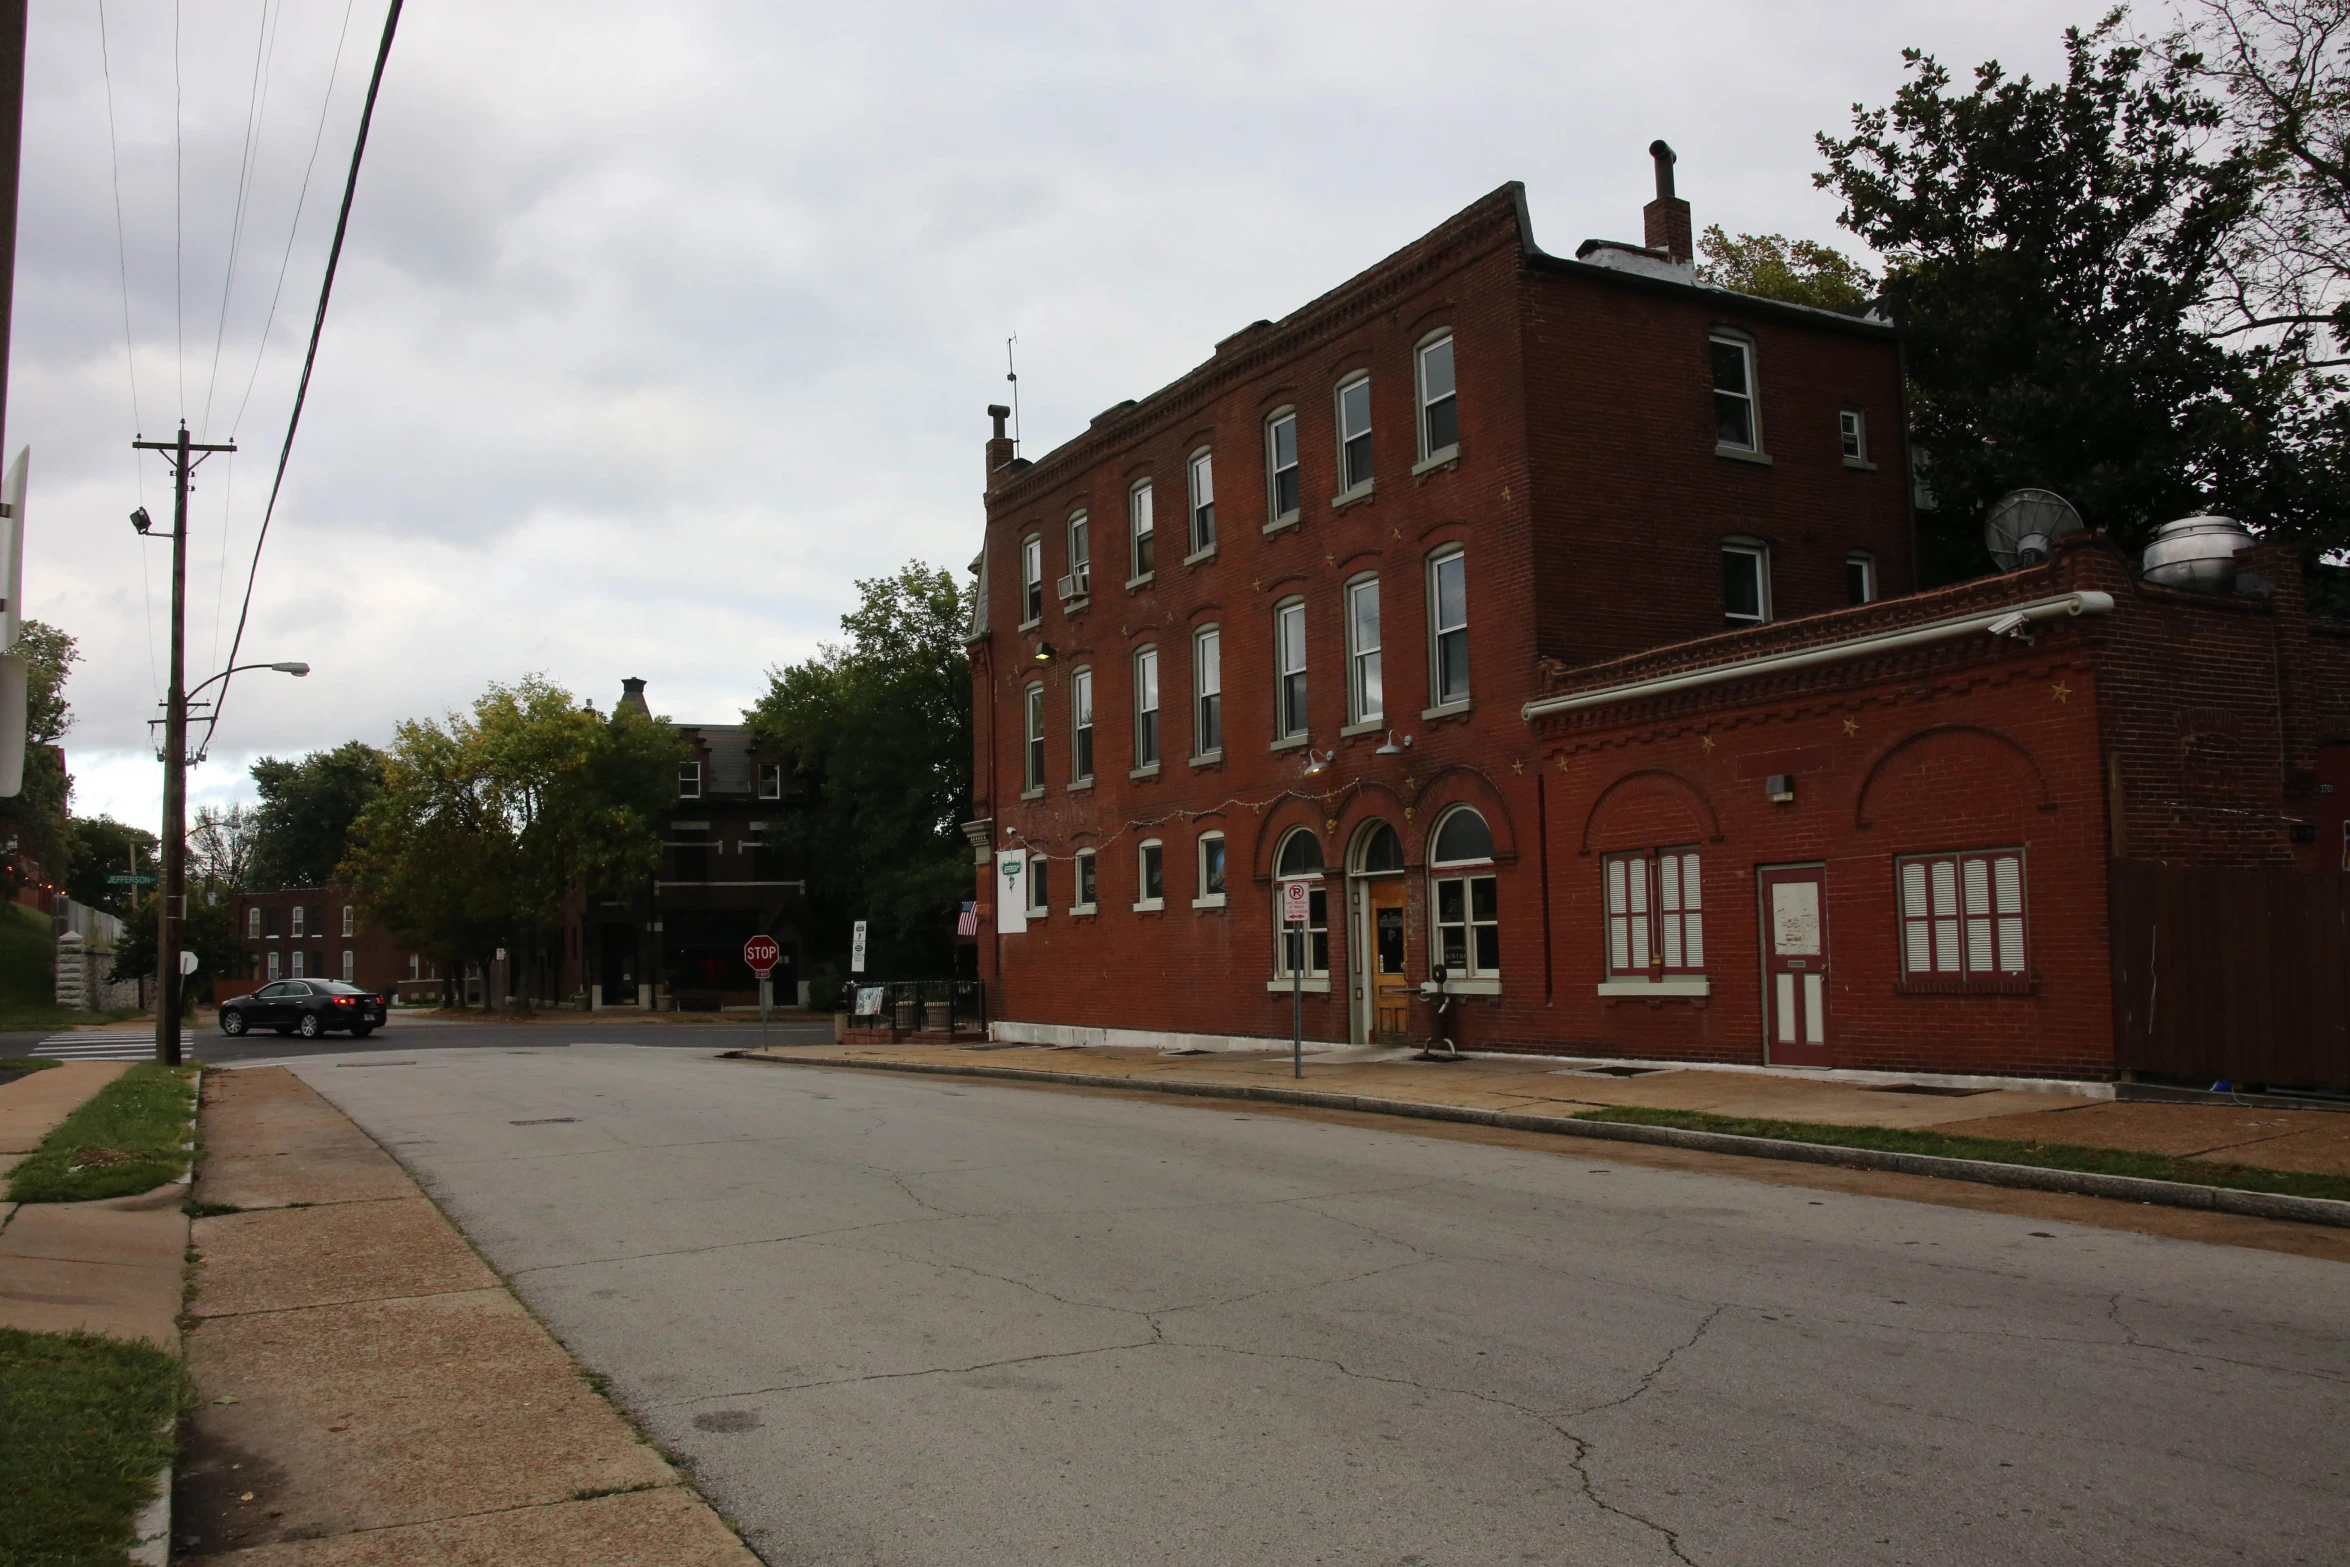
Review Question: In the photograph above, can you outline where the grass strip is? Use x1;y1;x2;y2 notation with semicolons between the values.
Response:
1571;1106;2350;1205
0;1056;60;1089
0;1328;181;1567
6;1063;196;1204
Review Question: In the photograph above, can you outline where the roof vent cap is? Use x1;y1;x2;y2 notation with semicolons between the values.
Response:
2141;515;2255;593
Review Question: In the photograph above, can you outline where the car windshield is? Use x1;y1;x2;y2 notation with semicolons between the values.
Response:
316;981;370;996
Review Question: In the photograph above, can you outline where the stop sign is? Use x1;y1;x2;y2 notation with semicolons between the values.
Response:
743;935;781;976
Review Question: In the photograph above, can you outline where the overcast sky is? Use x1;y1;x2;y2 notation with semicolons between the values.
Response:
17;0;2096;830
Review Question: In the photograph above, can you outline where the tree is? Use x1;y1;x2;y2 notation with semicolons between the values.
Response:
343;677;682;1006
1697;226;1878;311
67;816;159;917
187;804;257;894
1817;10;2350;581
108;883;241;1008
246;741;387;891
0;619;77;896
747;563;971;979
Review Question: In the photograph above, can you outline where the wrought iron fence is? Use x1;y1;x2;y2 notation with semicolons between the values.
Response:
850;978;987;1034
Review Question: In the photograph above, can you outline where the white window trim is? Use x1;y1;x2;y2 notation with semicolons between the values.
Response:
247;908;261;938
1416;329;1459;465
1723;537;1772;626
1066;511;1092;602
1345;573;1383;727
1429;807;1500;981
758;761;784;800
1603;847;1708;984
1598;977;1711;997
1275;598;1309;741
1194;832;1228;909
1334;372;1374;499
1846;550;1878;606
341;905;355;938
1023;681;1047;794
267;951;281;980
1020;533;1045;629
1187;447;1216;558
342;950;355;983
1710;332;1764;457
1840;408;1875;469
1427;546;1469;712
679;761;703;800
1897;847;2031;988
1071;666;1095;784
1134;645;1161;770
1129;479;1156;586
1134;838;1166;912
1273;829;1331;980
1266;407;1301;527
291;906;306;938
1025;852;1050;916
1192;624;1222;761
1071;849;1098;915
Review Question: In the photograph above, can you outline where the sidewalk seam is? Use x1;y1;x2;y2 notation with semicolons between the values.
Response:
731;1052;2350;1232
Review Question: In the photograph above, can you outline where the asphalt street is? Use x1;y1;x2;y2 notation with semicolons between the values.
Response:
274;1043;2346;1567
1;1013;833;1065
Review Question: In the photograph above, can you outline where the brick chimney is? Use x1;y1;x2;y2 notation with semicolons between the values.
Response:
1642;140;1692;265
986;404;1015;485
617;677;650;718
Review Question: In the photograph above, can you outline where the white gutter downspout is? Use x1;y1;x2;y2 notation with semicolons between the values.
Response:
1521;591;2116;721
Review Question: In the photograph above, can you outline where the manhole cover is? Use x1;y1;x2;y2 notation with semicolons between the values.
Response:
508;1117;580;1125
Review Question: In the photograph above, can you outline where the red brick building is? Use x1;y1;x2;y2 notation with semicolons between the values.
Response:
227;884;440;999
963;157;2350;1088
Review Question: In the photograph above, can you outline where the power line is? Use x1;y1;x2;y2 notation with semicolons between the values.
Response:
97;0;156;703
204;0;402;757
173;0;183;418
201;0;279;439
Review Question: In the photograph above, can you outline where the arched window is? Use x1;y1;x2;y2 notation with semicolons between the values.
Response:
1356;821;1404;873
1429;807;1498;979
1274;827;1328;978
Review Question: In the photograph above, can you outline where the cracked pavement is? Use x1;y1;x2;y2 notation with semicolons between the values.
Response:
275;1043;2349;1566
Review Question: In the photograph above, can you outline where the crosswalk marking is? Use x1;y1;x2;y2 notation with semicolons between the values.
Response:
33;1031;171;1061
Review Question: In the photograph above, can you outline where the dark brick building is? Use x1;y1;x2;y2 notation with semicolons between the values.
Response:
227;884;439;999
962;156;2350;1086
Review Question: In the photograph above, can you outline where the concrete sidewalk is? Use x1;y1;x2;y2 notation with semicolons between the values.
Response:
739;1041;2350;1179
176;1066;759;1564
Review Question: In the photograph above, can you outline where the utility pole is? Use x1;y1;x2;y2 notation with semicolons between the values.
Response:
134;424;233;1065
0;0;24;466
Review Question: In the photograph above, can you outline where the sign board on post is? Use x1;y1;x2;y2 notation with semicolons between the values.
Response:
742;935;780;976
106;873;158;886
1281;878;1311;924
995;850;1028;933
1280;878;1309;1081
849;920;868;974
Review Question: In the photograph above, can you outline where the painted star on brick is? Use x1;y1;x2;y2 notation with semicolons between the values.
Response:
1700;734;1717;753
1511;759;1525;775
2051;681;2073;704
1843;717;1859;737
1554;754;1570;773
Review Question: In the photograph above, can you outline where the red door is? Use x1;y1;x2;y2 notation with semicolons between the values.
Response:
1759;865;1829;1066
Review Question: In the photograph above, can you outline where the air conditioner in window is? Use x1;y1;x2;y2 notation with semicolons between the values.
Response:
1056;574;1077;601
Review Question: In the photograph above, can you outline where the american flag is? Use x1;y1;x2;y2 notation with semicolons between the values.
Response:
956;900;979;936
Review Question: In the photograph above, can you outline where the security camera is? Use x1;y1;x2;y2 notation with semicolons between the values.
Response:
1986;611;2031;640
130;507;152;534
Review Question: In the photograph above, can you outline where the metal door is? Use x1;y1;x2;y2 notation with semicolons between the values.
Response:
1759;865;1829;1065
1369;880;1411;1043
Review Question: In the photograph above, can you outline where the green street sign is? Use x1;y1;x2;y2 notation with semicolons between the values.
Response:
105;873;158;885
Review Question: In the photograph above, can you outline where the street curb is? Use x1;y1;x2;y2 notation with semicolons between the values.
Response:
729;1051;2350;1232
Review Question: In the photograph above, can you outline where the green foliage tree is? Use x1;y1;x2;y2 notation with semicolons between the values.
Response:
747;563;971;979
107;884;241;1008
67;817;159;918
1697;226;1878;310
186;804;256;894
343;677;683;1006
0;620;78;896
246;742;387;891
1817;9;2350;582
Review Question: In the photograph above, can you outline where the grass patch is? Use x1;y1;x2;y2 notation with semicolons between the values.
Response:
6;1063;196;1204
0;902;145;1032
0;1057;59;1090
1572;1106;2350;1205
0;1327;181;1567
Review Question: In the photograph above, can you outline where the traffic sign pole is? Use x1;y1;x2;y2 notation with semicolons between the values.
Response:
1281;879;1311;1080
743;935;781;1054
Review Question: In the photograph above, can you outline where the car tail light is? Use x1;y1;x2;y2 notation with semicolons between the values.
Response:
334;997;354;1006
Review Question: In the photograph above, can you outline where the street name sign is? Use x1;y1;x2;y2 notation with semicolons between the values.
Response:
106;873;158;885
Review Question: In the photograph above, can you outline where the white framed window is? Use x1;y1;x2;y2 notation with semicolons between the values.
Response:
1276;599;1308;740
1021;533;1044;624
1196;832;1227;907
1188;449;1216;555
1846;551;1877;605
1129;480;1156;581
409;953;421;980
1074;848;1097;911
1723;538;1771;625
1273;828;1329;978
1026;852;1050;916
247;907;261;939
291;904;306;937
267;950;281;980
1840;408;1867;463
1071;667;1095;783
1711;335;1758;451
1067;511;1091;597
1337;375;1373;493
1430;808;1499;978
342;950;356;983
1136;839;1165;910
1193;626;1222;757
679;761;703;800
1267;409;1300;523
1023;683;1046;792
291;949;306;978
1346;575;1383;724
1604;849;1705;980
1418;332;1457;459
341;905;355;938
1899;849;2029;991
1134;646;1160;768
1429;548;1469;708
758;761;784;799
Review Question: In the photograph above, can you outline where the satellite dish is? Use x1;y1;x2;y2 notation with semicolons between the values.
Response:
1983;488;2085;570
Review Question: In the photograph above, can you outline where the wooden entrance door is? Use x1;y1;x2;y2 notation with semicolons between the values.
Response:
1368;879;1411;1044
1759;865;1830;1065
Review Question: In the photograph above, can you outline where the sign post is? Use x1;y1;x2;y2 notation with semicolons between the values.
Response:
850;920;868;974
744;934;781;1053
1281;879;1311;1080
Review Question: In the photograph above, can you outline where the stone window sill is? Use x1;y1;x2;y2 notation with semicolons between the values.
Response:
1269;734;1309;752
1263;515;1301;536
1064;597;1091;614
1020;786;1045;801
1843;456;1877;471
1421;700;1471;722
1597;976;1711;997
1716;445;1773;467
1411;445;1461;476
1267;976;1331;993
1126;572;1155;591
1440;976;1501;996
1130;762;1162;780
1069;902;1097;917
1068;778;1094;792
1193;894;1227;910
1330;482;1375;510
1133;899;1165;913
1018;617;1042;634
1339;718;1385;738
1184;545;1217;566
1190;749;1224;769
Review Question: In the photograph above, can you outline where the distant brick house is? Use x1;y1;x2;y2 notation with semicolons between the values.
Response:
229;885;439;999
962;151;2350;1088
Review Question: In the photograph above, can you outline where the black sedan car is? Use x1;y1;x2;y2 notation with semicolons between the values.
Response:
219;979;388;1039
